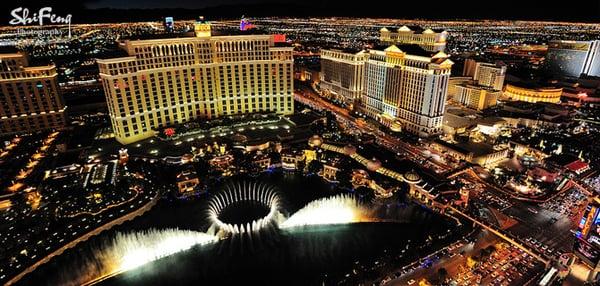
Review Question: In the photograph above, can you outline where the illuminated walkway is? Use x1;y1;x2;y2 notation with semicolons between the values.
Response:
59;186;142;219
319;142;408;183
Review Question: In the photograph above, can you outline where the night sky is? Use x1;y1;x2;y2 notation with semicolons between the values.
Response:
1;0;600;23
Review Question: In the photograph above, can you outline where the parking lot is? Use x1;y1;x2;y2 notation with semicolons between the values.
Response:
449;242;544;286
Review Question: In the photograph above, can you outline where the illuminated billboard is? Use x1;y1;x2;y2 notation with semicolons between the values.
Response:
575;239;600;266
581;205;597;238
240;16;255;31
164;17;174;33
575;199;600;266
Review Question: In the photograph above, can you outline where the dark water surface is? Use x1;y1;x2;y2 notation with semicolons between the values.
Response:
19;173;462;286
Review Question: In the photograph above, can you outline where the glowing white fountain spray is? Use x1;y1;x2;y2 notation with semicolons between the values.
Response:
281;194;374;228
114;228;218;271
206;181;285;238
74;186;374;285
65;228;218;286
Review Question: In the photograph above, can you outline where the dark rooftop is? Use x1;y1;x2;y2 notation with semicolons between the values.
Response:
372;44;433;57
546;153;580;167
121;28;276;41
384;25;445;34
0;46;20;54
434;139;500;157
121;32;196;41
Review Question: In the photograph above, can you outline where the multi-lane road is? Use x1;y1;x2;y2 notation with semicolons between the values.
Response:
295;85;452;173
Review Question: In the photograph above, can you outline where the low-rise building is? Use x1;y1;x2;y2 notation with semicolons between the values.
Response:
528;167;559;183
454;84;500;110
475;117;506;137
252;153;272;170
84;161;118;188
281;150;305;170
448;77;473;99
209;154;234;171
442;108;479;136
321;163;340;182
503;84;562;103
431;139;508;168
545;153;591;176
176;167;200;194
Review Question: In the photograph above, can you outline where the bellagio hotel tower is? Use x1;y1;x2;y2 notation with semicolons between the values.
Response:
97;22;294;144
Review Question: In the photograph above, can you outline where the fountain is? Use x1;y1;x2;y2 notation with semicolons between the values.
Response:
48;228;218;286
24;182;382;286
206;181;286;238
113;228;218;271
281;194;374;228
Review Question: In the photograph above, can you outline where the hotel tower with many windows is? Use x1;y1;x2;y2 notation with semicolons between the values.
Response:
361;45;453;137
319;49;369;108
98;30;294;144
0;53;66;135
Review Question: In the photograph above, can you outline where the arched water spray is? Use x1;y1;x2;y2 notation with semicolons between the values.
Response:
206;181;285;238
114;228;218;271
281;194;374;228
55;228;218;286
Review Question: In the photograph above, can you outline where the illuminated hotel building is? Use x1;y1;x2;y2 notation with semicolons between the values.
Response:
454;84;500;111
546;40;600;78
380;26;447;52
503;84;562;104
319;49;368;107
362;45;453;136
97;25;294;144
0;53;66;135
452;61;504;110
474;62;506;91
462;58;477;77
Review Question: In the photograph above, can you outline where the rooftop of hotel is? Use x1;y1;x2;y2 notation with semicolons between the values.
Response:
478;61;507;68
118;30;291;47
373;44;438;58
545;153;581;167
321;47;365;55
502;100;542;111
505;80;562;91
435;139;502;157
443;111;478;129
380;25;445;34
0;46;21;54
476;116;506;127
457;82;502;92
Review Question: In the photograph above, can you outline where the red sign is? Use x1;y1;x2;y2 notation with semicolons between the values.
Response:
164;128;176;137
273;34;286;43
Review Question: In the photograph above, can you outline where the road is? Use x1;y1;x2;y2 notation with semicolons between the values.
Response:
502;199;577;256
295;86;452;173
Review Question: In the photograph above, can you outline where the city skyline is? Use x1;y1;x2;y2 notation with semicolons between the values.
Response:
1;3;600;286
1;0;600;24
